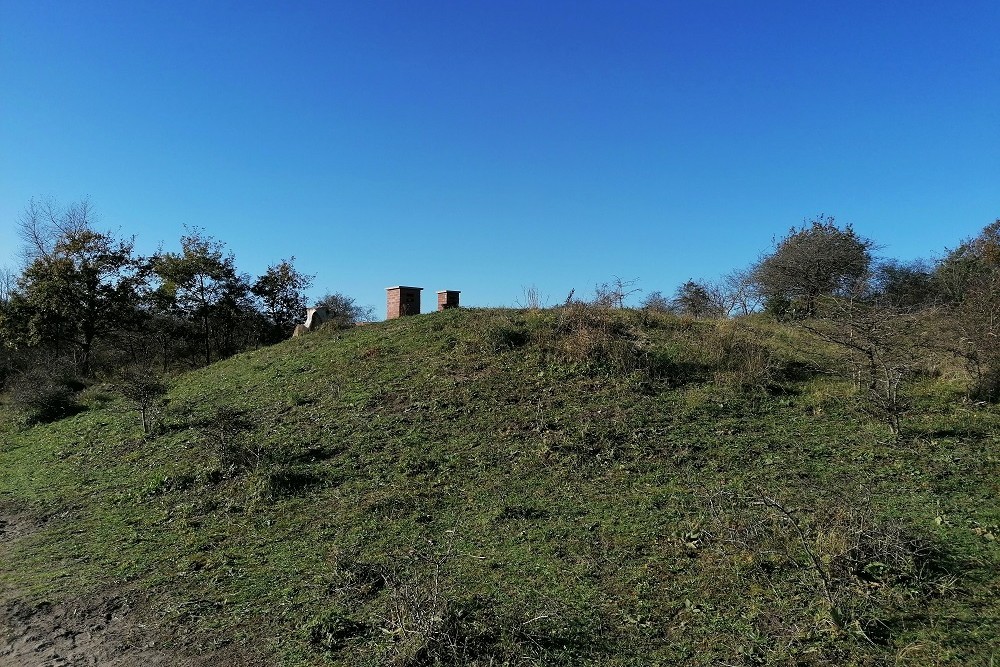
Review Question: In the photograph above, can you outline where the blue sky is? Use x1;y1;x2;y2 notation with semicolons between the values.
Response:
1;1;997;315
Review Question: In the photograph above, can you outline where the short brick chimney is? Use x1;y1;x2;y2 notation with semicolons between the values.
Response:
386;286;422;319
437;290;460;311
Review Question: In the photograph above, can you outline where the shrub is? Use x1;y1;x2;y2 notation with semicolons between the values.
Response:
701;489;955;645
202;407;262;474
303;607;367;653
8;358;83;423
248;465;323;500
116;364;168;434
476;313;528;353
545;303;656;377
709;323;781;392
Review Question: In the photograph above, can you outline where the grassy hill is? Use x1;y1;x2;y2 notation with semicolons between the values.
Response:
2;306;998;665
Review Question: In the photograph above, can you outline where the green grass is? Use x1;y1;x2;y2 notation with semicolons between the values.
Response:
2;306;999;665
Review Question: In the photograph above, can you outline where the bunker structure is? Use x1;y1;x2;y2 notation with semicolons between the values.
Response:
385;286;461;319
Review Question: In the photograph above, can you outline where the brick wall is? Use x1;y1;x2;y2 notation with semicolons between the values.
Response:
386;286;422;319
437;290;460;311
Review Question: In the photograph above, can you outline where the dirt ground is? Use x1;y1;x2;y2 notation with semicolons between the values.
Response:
1;594;172;667
1;514;262;667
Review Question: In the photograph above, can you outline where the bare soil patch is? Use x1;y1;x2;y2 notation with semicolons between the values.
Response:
1;512;262;667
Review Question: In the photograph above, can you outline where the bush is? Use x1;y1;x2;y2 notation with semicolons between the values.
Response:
202;407;262;474
303;607;367;653
710;323;781;392
8;358;83;423
248;465;323;500
545;303;656;377
116;365;168;434
701;489;955;646
475;312;528;353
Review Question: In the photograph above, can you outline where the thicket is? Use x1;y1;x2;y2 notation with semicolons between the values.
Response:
639;215;1000;436
0;198;363;421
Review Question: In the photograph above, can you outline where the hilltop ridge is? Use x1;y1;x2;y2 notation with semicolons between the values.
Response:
2;306;998;666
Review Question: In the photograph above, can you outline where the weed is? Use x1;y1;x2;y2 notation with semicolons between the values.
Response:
302;606;367;653
475;312;528;353
247;465;323;500
2;307;997;667
541;303;656;377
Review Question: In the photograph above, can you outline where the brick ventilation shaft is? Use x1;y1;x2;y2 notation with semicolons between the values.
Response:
437;290;460;311
385;287;461;318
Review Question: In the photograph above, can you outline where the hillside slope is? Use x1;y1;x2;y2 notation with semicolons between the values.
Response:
2;307;999;666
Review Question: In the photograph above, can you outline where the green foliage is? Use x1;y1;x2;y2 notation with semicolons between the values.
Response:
874;258;937;310
115;365;168;434
251;258;313;343
315;292;373;328
927;220;1000;400
1;200;143;375
7;357;83;423
473;311;529;352
540;302;661;377
302;607;367;654
149;227;252;365
639;290;670;312
754;216;874;317
670;279;723;318
2;200;350;380
701;490;956;650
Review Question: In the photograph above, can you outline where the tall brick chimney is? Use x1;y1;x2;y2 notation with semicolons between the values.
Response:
386;286;422;319
437;290;460;311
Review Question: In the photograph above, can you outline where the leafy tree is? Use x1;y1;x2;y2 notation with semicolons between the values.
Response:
252;258;313;343
149;228;250;366
116;365;168;434
873;259;936;311
753;217;874;317
0;200;143;375
315;292;372;328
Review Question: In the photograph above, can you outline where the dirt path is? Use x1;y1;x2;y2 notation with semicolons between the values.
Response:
1;513;156;666
1;594;171;667
1;513;260;666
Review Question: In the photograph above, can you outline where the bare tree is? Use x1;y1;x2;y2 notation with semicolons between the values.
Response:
593;276;640;308
803;289;926;438
17;197;97;262
0;266;15;305
721;267;763;316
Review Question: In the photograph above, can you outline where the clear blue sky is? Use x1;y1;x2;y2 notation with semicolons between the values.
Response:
2;0;997;315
